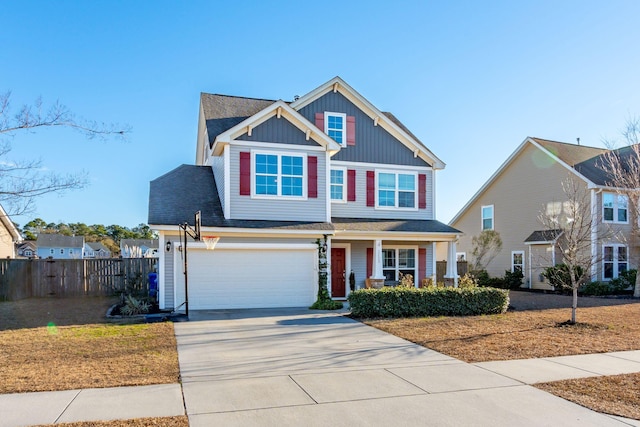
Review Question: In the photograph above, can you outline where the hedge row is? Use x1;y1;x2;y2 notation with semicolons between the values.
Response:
347;286;510;318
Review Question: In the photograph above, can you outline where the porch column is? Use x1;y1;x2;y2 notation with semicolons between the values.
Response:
371;239;384;279
444;240;458;287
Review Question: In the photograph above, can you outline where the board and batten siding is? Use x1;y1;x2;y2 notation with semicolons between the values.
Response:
452;142;585;281
298;91;431;167
331;162;433;220
211;156;225;214
236;115;318;147
228;144;327;221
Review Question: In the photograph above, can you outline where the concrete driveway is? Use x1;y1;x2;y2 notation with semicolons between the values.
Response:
174;308;630;426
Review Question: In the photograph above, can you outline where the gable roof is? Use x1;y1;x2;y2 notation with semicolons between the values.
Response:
450;137;610;225
36;234;84;247
211;100;342;156
85;242;110;252
120;239;158;249
524;229;564;244
200;93;276;147
0;204;21;242
290;76;445;169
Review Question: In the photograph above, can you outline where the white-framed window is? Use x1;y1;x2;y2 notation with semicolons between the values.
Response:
330;168;346;202
512;251;524;273
382;247;417;283
376;171;417;209
482;205;494;230
50;248;54;255
456;252;466;262
60;248;64;255
252;151;306;198
324;112;346;146
603;192;628;223
603;244;628;280
25;250;32;257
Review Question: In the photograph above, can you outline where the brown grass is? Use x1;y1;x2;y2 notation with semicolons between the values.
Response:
536;374;640;420
365;304;640;363
0;297;180;394
33;416;189;427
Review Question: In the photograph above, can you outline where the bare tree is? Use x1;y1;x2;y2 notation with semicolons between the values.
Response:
599;117;640;298
470;229;502;271
0;91;130;215
538;177;617;323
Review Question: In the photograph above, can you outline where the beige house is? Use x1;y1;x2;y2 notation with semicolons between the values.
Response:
0;205;22;258
446;137;634;290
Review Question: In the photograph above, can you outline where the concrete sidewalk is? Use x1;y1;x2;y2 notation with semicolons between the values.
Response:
1;309;640;426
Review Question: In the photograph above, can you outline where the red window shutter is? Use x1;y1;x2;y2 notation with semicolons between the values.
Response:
239;152;251;196
315;113;324;131
346;116;356;145
366;171;375;207
366;248;373;278
308;156;317;198
418;248;426;284
418;174;427;209
347;169;356;202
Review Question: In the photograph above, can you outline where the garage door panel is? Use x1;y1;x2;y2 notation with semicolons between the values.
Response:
176;248;317;310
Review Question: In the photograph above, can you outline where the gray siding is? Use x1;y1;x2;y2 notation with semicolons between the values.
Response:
228;144;328;221
236;116;318;146
331;163;433;220
211;157;225;216
423;243;434;278
298;91;430;167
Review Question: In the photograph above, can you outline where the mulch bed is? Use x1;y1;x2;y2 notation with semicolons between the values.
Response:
33;416;189;427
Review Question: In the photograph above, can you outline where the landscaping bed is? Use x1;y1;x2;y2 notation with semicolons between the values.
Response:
33;416;189;427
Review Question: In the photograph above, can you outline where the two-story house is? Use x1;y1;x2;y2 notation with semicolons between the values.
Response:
449;137;634;290
148;77;460;311
120;239;159;258
83;242;111;258
36;234;84;259
0;204;21;258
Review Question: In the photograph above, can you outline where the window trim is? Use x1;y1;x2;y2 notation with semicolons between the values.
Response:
250;150;308;200
511;250;524;273
481;205;494;230
602;192;629;224
330;167;347;203
324;112;347;146
375;170;418;211
602;244;628;281
382;245;419;285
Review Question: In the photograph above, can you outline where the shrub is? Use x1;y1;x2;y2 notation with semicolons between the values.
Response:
503;270;524;290
347;286;509;318
398;273;414;288
580;281;611;296
119;295;151;316
457;274;478;289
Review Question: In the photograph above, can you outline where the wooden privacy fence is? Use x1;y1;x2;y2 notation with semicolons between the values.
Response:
435;260;468;283
0;258;157;301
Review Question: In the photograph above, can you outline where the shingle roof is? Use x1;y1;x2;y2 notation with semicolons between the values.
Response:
148;165;459;235
331;217;460;234
531;138;608;168
86;242;110;252
524;229;563;243
200;93;276;147
120;239;158;249
573;144;640;186
148;165;333;231
36;234;84;248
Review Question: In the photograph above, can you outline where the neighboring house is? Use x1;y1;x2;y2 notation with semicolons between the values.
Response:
36;234;85;259
83;242;111;258
16;241;37;259
0;204;22;258
448;137;633;290
120;239;159;258
148;76;460;311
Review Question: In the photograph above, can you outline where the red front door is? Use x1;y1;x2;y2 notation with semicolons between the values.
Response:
331;248;346;298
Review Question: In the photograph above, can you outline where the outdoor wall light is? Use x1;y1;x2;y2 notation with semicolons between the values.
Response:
165;240;172;252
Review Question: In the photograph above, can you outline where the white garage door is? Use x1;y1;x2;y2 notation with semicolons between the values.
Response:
174;246;317;310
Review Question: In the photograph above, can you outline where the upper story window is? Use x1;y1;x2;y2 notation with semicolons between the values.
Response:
253;152;306;198
482;205;494;230
50;248;54;255
25;250;32;256
377;171;416;209
603;193;628;223
330;168;346;202
325;112;346;145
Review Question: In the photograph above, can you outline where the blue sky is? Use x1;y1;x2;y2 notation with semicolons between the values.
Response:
2;1;640;229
